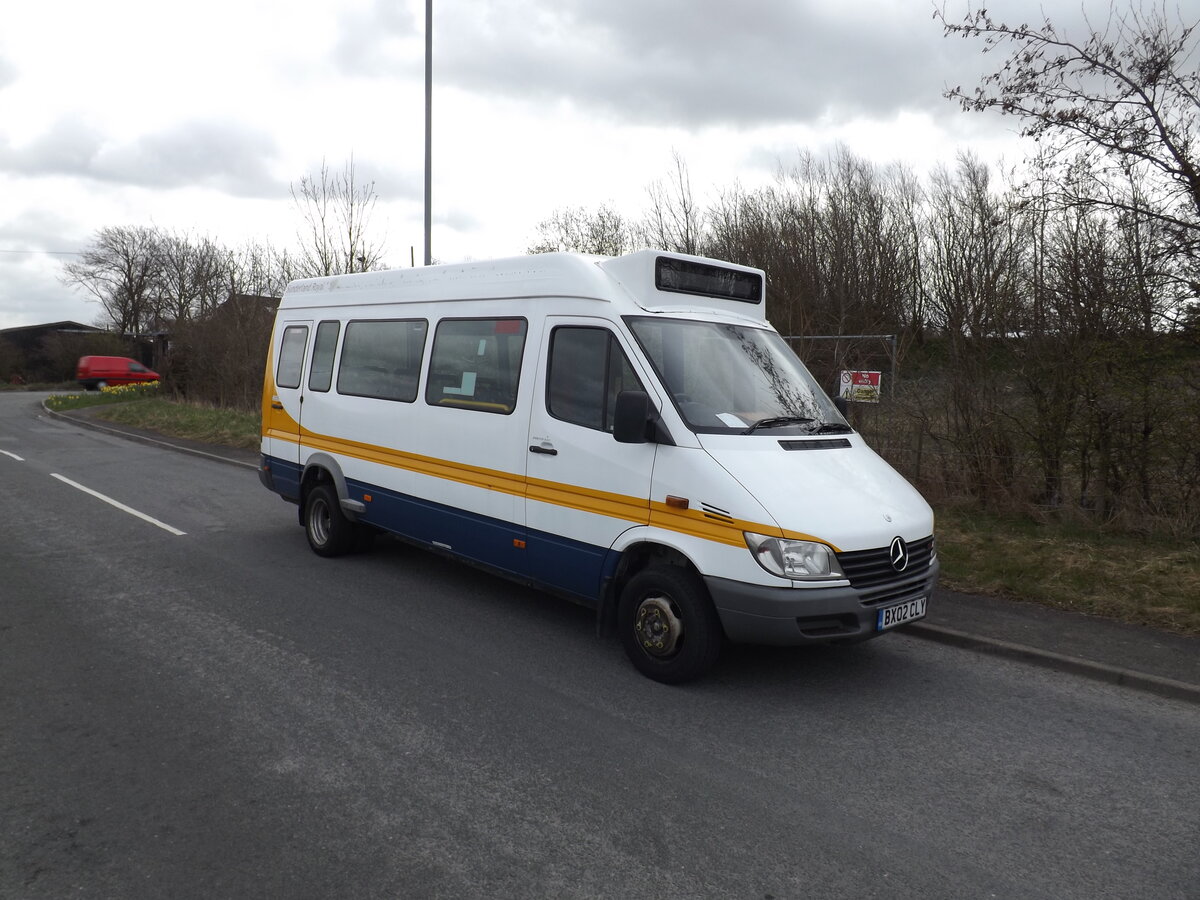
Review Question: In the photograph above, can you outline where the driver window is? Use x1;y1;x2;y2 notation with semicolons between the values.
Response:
548;327;643;432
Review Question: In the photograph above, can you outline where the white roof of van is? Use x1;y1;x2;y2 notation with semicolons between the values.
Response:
278;250;768;321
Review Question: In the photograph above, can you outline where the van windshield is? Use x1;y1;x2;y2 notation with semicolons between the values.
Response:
626;317;848;435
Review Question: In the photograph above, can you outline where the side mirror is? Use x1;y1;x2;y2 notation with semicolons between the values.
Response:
613;390;651;444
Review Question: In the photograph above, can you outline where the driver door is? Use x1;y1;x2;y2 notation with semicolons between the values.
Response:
525;318;658;600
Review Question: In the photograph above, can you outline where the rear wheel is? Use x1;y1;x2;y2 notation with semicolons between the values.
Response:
95;380;108;390
304;483;357;557
618;565;722;684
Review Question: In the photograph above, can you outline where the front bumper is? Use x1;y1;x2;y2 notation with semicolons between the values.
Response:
706;557;940;646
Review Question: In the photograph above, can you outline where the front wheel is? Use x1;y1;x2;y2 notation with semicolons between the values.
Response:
618;565;723;684
304;483;357;557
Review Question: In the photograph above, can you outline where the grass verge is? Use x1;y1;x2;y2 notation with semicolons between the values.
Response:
47;390;1200;637
49;388;260;450
935;502;1200;636
94;398;262;450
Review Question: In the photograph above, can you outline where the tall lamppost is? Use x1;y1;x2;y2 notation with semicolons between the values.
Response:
424;0;432;266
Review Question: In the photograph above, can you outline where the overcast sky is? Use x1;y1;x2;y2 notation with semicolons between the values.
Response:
0;0;1115;329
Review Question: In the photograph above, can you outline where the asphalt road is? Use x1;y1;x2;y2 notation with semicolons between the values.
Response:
2;391;1198;899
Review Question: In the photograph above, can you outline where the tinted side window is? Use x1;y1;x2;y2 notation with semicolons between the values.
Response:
425;318;527;414
337;319;428;402
604;340;643;430
308;320;341;392
276;325;309;389
548;327;643;432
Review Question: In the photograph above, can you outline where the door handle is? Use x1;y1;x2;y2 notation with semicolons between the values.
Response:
271;401;284;410
529;444;557;456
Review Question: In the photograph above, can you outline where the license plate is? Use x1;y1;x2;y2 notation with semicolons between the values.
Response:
877;596;927;630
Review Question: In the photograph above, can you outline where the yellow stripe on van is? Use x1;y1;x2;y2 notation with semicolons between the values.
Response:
269;429;839;552
302;430;528;499
527;478;650;524
645;502;835;549
779;528;837;549
649;502;752;548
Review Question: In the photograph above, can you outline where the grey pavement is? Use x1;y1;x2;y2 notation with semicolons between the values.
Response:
47;401;1200;704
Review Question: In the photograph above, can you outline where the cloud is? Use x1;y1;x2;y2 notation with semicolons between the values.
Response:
0;53;16;90
0;119;285;198
332;0;421;77
0;209;96;329
326;0;1115;139
356;0;989;129
0;207;87;251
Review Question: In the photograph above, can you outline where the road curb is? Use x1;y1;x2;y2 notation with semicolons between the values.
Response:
905;621;1200;706
42;402;259;472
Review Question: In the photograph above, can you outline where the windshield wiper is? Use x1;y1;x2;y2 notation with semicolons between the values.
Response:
743;416;814;435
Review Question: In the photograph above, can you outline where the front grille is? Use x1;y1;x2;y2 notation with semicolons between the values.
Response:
836;536;936;608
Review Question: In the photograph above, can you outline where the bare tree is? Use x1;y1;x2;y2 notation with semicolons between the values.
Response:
527;204;633;256
291;155;386;277
61;225;160;334
640;150;705;255
938;2;1200;306
224;239;296;299
154;229;229;324
923;153;1023;498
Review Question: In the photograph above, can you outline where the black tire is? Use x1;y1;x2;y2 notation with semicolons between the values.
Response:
617;564;723;684
304;483;357;557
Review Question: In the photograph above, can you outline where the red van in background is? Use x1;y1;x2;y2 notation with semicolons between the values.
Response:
75;356;160;390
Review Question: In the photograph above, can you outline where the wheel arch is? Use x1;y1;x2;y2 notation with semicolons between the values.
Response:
597;533;710;638
298;453;357;524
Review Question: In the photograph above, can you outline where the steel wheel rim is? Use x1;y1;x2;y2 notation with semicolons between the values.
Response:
633;594;683;658
310;497;331;546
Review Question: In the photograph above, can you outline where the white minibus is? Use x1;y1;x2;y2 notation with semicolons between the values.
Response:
259;250;938;682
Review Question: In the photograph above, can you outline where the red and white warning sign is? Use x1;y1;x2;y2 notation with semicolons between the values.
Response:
838;370;882;403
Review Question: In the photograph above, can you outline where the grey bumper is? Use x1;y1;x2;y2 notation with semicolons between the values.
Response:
706;558;940;646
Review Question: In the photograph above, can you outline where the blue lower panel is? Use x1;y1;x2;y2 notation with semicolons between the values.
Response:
349;479;528;580
349;479;623;603
527;530;612;602
266;457;621;604
263;455;302;501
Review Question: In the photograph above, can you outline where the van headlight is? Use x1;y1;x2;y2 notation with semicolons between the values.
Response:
744;532;845;580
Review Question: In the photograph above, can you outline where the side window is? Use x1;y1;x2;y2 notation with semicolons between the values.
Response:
308;320;341;392
548;327;644;432
276;325;309;389
605;339;643;430
425;318;527;414
337;319;428;402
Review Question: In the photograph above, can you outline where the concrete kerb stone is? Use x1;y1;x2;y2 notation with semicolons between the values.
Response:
905;621;1200;706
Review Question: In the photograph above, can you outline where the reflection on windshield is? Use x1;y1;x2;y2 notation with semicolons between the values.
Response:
627;317;847;434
